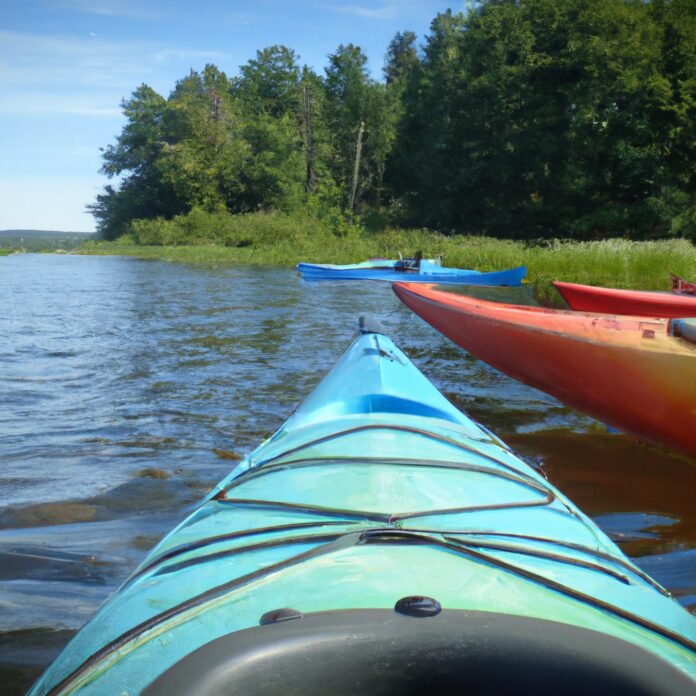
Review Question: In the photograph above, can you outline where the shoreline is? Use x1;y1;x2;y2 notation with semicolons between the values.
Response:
70;234;696;303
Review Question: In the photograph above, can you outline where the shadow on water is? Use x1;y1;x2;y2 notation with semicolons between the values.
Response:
506;430;696;610
0;256;694;694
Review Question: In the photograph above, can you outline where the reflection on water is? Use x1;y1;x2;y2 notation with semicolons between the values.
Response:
0;254;694;693
507;430;696;609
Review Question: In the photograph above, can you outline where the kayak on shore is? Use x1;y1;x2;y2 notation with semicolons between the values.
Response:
554;281;696;318
30;318;695;695
297;260;526;285
393;283;696;458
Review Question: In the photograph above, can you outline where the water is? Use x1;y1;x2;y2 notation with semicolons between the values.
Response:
1;254;694;693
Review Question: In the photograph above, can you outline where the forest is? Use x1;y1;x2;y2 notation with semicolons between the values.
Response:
90;0;696;244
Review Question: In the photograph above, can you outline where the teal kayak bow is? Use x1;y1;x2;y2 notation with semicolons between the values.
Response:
31;319;696;695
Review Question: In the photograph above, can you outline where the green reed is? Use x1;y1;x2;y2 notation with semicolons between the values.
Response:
77;212;696;299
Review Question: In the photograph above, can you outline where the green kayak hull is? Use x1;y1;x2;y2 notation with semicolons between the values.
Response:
30;322;696;695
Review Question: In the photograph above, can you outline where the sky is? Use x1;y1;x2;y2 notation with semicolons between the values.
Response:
0;0;462;233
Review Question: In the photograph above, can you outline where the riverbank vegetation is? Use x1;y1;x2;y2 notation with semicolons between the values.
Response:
0;230;94;253
90;0;696;247
79;211;696;300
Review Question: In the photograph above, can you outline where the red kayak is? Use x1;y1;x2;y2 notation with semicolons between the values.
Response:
393;282;696;458
671;273;696;296
554;281;696;318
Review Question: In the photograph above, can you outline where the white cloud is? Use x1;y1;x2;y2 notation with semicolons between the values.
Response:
0;93;122;116
51;0;162;20
0;30;231;89
152;48;230;64
324;3;398;20
0;30;234;118
217;10;262;26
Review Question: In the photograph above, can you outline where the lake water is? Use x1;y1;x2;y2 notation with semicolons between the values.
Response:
1;254;694;693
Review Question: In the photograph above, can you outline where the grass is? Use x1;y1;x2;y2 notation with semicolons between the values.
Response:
76;210;696;301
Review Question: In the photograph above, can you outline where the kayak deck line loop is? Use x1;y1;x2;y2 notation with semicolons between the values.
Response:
358;529;632;586
125;522;664;603
439;531;670;596
153;532;347;577
443;537;632;585
218;457;556;506
130;523;665;602
122;520;355;590
222;423;539;488
44;532;370;696
213;494;394;523
153;524;639;587
46;528;695;696
216;487;555;523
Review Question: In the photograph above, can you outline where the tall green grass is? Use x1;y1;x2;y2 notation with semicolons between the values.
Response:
77;211;696;298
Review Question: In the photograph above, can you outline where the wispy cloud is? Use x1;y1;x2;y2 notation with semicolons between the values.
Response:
0;29;233;120
324;3;399;20
218;10;263;26
0;30;230;89
52;0;162;20
0;93;122;117
152;48;231;64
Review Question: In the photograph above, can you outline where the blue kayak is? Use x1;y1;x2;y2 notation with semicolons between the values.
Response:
30;320;695;694
297;259;527;285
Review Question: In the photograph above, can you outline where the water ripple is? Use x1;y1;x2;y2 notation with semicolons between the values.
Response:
0;253;694;694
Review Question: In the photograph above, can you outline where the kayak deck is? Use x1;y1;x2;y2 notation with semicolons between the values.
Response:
30;328;696;695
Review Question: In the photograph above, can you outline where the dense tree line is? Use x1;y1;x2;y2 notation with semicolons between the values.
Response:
92;0;696;241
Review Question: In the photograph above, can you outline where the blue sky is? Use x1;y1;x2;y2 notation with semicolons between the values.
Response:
0;0;461;232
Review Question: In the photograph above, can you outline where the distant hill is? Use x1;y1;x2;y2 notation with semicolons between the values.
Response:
0;229;95;239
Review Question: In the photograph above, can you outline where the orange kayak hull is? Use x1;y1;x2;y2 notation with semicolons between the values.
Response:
394;283;696;458
554;281;696;318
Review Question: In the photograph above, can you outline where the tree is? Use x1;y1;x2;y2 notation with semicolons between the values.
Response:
648;0;696;237
90;3;696;242
384;31;419;85
232;47;306;211
235;45;302;118
323;43;397;209
392;10;468;228
323;44;373;203
159;65;250;212
391;0;695;238
90;84;183;239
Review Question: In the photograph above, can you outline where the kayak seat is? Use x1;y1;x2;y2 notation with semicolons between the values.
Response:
145;609;692;696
